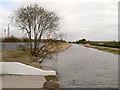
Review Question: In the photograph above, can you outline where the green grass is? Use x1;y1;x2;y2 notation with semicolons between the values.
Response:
3;50;30;58
91;47;119;55
45;75;58;81
2;49;31;62
90;43;120;48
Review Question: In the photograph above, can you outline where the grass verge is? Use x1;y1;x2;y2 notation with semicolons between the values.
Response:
79;44;120;55
2;49;48;70
91;46;119;55
44;75;60;88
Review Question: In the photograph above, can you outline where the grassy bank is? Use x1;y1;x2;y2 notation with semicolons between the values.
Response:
90;43;120;48
2;49;47;70
2;42;71;70
80;44;120;55
48;42;72;53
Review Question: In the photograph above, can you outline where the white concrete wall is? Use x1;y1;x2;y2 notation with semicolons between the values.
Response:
0;62;56;75
0;63;2;74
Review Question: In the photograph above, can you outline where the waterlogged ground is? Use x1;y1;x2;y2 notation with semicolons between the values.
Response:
42;44;118;88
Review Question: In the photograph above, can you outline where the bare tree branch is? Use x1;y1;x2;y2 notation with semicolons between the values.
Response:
11;4;60;56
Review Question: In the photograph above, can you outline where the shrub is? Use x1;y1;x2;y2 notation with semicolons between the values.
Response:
17;44;27;51
22;38;30;42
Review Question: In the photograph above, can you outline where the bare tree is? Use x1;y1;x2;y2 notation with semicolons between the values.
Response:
11;4;60;60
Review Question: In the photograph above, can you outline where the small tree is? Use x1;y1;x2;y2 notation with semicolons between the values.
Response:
81;39;86;44
11;4;60;59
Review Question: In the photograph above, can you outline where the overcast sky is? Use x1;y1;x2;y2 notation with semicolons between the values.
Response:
0;0;118;41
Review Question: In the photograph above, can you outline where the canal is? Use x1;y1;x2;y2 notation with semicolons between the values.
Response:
42;44;118;88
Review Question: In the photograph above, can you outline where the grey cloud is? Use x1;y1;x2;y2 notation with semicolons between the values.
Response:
0;1;118;41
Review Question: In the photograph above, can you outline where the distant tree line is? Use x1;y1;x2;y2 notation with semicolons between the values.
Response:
2;36;66;43
69;38;120;48
69;38;87;44
2;36;30;42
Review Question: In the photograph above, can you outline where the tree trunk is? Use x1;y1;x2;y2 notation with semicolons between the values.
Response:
30;41;33;55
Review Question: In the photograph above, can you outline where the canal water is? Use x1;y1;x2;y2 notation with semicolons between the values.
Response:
1;42;44;51
42;44;118;88
1;42;30;51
